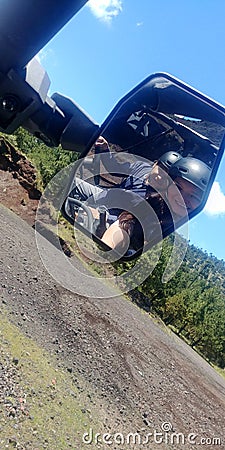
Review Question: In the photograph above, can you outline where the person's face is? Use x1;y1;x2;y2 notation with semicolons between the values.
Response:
167;177;203;217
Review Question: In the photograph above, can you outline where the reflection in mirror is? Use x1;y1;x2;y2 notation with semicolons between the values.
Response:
64;74;225;260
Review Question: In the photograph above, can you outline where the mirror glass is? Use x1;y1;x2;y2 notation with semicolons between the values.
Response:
63;74;225;260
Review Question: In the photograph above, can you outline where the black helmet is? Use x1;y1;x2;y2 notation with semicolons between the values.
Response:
169;157;211;191
158;151;182;171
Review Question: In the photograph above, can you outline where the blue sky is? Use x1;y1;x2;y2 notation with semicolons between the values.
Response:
38;0;225;261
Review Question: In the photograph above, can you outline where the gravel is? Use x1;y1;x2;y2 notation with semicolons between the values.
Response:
0;204;225;449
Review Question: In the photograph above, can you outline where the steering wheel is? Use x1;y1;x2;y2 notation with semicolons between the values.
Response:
67;197;94;233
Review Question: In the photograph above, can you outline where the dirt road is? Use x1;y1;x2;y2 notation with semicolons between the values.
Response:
1;204;225;449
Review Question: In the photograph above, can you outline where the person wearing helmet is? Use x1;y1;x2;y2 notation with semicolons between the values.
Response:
96;137;182;195
69;137;185;254
71;137;182;211
167;157;211;217
146;151;182;192
100;157;211;253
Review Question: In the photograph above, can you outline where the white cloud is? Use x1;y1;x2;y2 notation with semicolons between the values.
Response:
203;181;225;216
88;0;123;23
136;22;143;27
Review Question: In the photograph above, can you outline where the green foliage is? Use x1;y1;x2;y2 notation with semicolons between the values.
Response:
132;234;225;368
14;128;79;188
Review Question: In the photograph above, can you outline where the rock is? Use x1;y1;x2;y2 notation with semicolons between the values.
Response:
12;357;19;365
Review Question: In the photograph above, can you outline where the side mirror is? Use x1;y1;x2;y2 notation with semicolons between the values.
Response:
62;73;225;260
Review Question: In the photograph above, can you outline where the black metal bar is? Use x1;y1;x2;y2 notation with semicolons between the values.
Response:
0;0;88;72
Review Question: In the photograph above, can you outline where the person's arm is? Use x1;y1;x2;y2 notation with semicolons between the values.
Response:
101;220;130;254
94;136;131;175
101;211;135;253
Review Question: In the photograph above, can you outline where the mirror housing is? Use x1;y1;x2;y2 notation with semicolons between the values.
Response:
62;73;225;261
51;93;99;152
0;57;99;151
